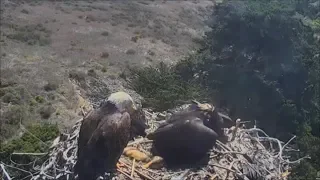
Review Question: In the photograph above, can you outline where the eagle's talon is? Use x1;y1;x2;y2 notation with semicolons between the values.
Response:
142;156;164;169
116;162;125;169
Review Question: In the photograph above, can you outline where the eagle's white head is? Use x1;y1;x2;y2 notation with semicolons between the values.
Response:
107;91;137;113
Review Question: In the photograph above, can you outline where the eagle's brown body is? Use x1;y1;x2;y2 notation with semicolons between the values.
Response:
147;116;218;167
147;101;232;167
75;92;146;180
75;103;131;180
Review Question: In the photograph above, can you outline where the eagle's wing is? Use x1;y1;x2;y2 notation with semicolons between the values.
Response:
75;110;100;173
147;117;218;141
86;112;130;147
86;112;131;170
153;111;196;130
78;110;100;150
146;122;177;140
189;118;219;138
166;110;206;125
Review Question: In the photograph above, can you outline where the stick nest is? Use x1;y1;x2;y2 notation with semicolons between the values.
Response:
1;104;308;180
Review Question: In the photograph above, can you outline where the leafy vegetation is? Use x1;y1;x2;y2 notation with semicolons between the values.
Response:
0;83;60;141
5;23;52;46
129;62;209;111
0;123;59;179
130;0;320;178
0;124;59;159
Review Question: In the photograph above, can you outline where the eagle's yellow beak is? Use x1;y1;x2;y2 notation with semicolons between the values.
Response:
132;103;138;111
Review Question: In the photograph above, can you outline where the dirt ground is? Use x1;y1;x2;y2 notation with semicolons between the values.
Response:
0;0;214;136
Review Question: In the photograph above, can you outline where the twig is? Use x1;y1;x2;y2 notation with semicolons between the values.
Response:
216;140;232;152
282;155;311;164
2;163;33;179
81;107;86;117
119;160;154;180
1;163;12;180
131;159;135;177
224;160;238;180
117;168;134;180
9;154;35;166
128;139;153;146
141;167;163;176
209;163;238;174
213;150;246;156
20;172;40;180
171;169;191;180
12;152;47;156
211;174;219;180
282;136;296;152
212;150;253;164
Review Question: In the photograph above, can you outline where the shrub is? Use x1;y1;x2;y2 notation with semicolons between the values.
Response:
1;85;31;104
101;31;109;36
311;18;320;31
47;92;56;101
100;52;109;58
6;24;51;46
68;70;86;83
101;67;107;73
35;95;45;103
2;105;28;125
29;99;37;106
0;88;6;97
87;69;97;77
44;82;58;91
119;71;127;79
131;36;139;42
21;9;29;14
2;91;20;104
129;62;208;111
126;49;136;55
147;50;155;56
0;123;59;178
39;104;55;119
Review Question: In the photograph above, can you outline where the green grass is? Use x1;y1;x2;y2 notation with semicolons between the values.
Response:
0;123;59;155
0;123;59;178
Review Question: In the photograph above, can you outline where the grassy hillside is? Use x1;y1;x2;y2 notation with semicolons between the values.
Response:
0;0;214;142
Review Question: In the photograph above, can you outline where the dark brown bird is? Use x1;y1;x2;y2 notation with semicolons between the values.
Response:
75;91;147;180
130;106;149;139
146;100;226;167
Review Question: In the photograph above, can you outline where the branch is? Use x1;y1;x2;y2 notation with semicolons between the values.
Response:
209;163;239;174
0;164;12;180
1;162;34;179
12;152;47;156
119;160;155;180
224;160;240;180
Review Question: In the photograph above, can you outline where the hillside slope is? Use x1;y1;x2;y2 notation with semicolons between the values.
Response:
0;0;214;140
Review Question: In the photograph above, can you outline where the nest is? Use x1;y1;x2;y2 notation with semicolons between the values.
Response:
1;104;309;180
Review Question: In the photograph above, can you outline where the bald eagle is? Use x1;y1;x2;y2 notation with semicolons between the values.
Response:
146;100;231;167
75;91;147;180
